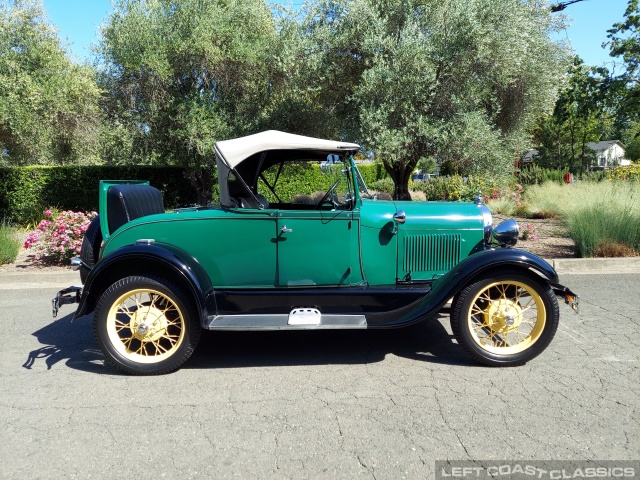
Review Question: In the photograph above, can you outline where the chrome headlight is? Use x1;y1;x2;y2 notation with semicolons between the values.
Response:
479;204;493;245
493;219;519;247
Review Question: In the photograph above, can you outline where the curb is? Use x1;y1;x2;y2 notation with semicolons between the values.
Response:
0;270;79;289
548;257;640;273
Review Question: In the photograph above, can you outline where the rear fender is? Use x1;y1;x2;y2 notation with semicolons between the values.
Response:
366;248;558;328
73;243;214;324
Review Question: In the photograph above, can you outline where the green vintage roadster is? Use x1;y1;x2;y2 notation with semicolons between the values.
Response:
53;131;578;375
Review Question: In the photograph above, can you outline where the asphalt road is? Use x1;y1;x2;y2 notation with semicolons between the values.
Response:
1;272;638;479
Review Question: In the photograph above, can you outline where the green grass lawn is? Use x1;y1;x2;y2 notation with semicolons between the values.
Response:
0;222;21;265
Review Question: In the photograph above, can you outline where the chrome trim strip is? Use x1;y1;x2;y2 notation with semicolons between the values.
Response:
205;314;367;330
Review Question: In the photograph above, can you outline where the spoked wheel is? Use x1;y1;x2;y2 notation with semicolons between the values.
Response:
94;276;201;375
451;271;559;366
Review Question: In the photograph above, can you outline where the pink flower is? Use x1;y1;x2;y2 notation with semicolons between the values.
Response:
45;209;52;217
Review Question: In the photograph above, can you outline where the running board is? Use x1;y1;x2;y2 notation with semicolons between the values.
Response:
205;314;367;331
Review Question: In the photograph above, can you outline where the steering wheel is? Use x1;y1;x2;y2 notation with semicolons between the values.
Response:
315;179;341;209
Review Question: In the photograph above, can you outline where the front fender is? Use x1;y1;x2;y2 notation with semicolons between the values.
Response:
73;243;214;322
367;248;558;328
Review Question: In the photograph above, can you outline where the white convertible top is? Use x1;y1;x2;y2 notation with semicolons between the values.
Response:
214;130;360;169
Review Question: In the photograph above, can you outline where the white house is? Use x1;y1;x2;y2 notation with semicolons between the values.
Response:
586;140;630;169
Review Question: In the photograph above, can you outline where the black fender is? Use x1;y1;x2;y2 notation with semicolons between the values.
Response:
366;248;559;328
73;243;214;324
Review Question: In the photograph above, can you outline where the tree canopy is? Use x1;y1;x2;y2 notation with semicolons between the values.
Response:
0;0;101;165
98;0;277;200
2;0;638;196
295;0;570;198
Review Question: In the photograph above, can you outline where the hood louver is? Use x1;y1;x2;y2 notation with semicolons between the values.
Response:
403;234;462;274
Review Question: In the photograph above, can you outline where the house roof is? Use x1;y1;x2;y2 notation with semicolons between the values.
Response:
522;149;539;161
214;130;360;169
586;140;623;153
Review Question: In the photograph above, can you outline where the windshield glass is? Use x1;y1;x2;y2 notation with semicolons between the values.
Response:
257;156;354;210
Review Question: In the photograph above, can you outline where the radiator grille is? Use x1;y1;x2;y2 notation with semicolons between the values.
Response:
403;234;461;273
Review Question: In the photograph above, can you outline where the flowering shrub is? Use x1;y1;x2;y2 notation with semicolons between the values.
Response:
24;209;97;263
607;164;640;181
511;184;523;207
519;223;538;241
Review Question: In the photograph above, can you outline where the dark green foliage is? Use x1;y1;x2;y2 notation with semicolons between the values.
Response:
518;166;565;185
606;0;640;126
258;163;385;203
0;166;200;225
532;57;612;174
358;163;388;187
412;176;505;202
0;163;382;225
369;178;395;195
580;170;610;182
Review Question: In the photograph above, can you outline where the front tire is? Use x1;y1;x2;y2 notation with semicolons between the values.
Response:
94;276;201;375
451;271;559;367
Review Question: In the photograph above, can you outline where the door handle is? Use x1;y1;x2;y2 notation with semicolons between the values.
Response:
280;225;293;233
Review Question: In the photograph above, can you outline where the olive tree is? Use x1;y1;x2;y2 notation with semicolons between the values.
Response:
0;0;101;165
98;0;276;202
300;0;570;199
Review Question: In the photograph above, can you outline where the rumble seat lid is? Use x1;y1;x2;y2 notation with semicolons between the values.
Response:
214;130;360;169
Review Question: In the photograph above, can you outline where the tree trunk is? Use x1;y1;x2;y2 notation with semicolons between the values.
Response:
385;163;413;201
381;154;421;201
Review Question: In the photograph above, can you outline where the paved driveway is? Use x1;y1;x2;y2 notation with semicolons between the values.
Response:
1;272;638;479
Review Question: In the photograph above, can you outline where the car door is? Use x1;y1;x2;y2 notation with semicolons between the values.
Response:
275;160;357;287
276;209;354;286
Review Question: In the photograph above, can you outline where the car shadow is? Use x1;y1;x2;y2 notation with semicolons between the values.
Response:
186;314;476;370
24;313;476;374
24;313;109;374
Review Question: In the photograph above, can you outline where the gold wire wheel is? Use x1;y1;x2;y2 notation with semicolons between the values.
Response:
467;280;546;355
106;288;186;363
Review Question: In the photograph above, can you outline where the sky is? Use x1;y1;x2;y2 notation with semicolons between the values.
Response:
42;0;631;70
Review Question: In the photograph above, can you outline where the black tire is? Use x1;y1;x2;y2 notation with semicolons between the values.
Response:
451;270;559;367
80;216;102;284
94;276;201;375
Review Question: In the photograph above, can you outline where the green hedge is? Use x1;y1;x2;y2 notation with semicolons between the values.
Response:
0;166;199;225
0;163;386;225
259;162;385;202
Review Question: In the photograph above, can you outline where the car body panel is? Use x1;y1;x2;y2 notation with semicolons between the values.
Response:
102;209;278;288
367;247;560;328
73;242;213;321
395;201;486;281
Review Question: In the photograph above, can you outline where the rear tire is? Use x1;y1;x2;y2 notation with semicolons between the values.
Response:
94;276;201;375
80;216;102;284
451;270;559;367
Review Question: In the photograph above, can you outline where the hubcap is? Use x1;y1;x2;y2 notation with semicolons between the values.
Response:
468;281;546;355
486;299;523;332
106;288;186;364
131;307;168;342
